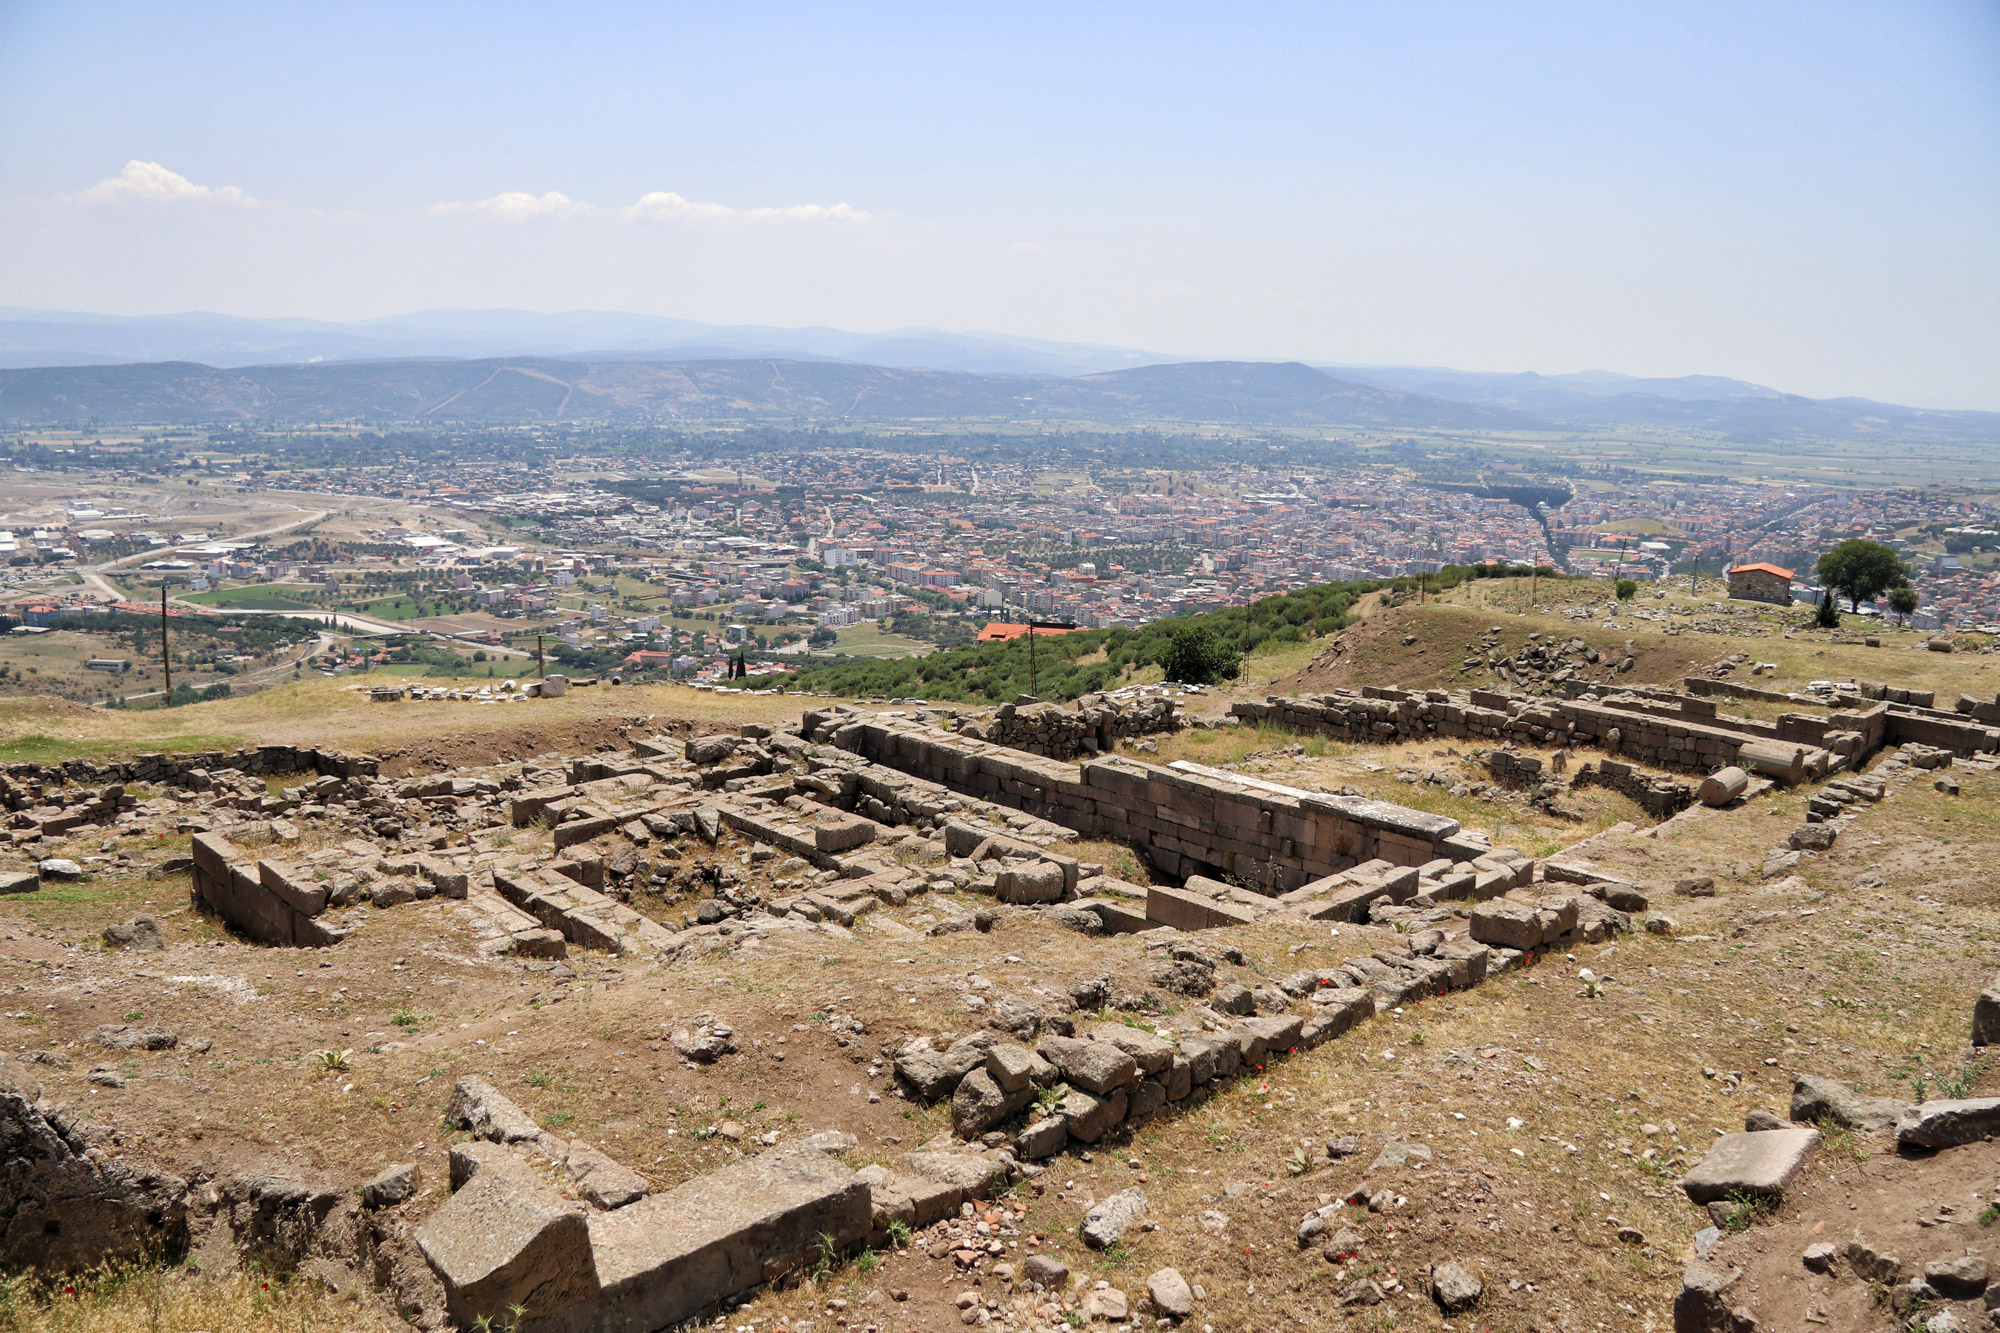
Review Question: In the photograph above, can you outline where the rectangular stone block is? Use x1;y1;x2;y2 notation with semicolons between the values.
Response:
258;861;328;916
1681;1127;1819;1204
539;1148;869;1333
1146;883;1258;931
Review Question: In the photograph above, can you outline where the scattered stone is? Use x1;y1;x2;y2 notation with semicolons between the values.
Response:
87;1067;124;1088
1080;1286;1128;1321
87;1024;176;1051
1369;1141;1434;1171
360;1163;419;1208
1800;1242;1837;1273
1674;1262;1749;1333
35;858;83;882
1743;1109;1787;1132
1431;1260;1483;1313
1897;1098;2000;1150
670;1017;737;1064
1145;1267;1194;1318
563;1140;650;1209
1790;1073;1909;1131
1338;1279;1385;1307
1788;825;1836;852
1081;1187;1148;1249
100;915;163;951
1761;850;1801;877
1923;1252;1989;1299
1680;1126;1819;1204
1974;981;2000;1047
1643;911;1677;935
1841;1239;1903;1283
1325;1135;1362;1158
445;1075;545;1143
1022;1254;1069;1288
1675;876;1717;898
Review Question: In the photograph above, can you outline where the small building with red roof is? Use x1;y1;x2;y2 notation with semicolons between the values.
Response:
1726;562;1794;606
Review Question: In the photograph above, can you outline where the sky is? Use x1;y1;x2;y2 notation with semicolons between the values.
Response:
1;1;1997;409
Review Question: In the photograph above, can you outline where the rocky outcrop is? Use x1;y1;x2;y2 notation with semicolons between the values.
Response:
0;1066;189;1269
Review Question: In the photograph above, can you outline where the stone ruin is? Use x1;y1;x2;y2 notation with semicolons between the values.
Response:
0;694;1685;1329
15;667;1988;1329
1232;676;1999;780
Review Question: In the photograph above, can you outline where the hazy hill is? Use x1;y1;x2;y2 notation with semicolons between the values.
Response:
1323;364;2000;443
0;307;1169;378
0;356;1531;428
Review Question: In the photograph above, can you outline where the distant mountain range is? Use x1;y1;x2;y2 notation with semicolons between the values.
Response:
0;357;1528;429
0;306;1163;378
0;307;1992;441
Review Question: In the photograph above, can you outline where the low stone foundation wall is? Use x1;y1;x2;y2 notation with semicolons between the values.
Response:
1231;683;1999;774
804;708;1480;891
1571;759;1693;819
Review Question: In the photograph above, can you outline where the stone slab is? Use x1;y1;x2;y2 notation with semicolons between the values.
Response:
1680;1127;1818;1204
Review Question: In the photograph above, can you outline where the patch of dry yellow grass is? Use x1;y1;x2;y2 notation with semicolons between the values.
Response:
0;1262;403;1333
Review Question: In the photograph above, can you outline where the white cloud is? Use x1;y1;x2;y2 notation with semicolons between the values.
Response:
622;191;869;225
71;160;257;206
423;190;598;221
425;187;869;226
1006;240;1052;258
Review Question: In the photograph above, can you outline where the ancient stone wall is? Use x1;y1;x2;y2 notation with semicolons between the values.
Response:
1230;683;1999;775
955;692;1180;760
804;710;1476;891
1570;758;1694;819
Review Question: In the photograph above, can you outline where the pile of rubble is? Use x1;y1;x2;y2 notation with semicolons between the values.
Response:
1459;628;1632;693
956;690;1180;760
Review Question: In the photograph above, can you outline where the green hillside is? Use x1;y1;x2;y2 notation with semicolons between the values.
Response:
791;564;1547;702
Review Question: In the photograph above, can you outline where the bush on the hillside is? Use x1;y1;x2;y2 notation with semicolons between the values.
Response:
1615;578;1638;601
1158;622;1241;685
1814;594;1840;629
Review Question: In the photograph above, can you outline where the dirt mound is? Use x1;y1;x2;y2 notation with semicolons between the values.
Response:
1274;602;1720;696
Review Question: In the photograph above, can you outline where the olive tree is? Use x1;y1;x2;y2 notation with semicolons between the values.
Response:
1815;540;1908;612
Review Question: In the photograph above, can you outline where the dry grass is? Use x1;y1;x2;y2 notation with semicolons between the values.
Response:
0;676;812;766
0;1262;404;1333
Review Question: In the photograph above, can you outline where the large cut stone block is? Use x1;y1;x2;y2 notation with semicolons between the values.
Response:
415;1160;598;1327
533;1147;869;1333
1146;883;1257;931
1680;1126;1818;1204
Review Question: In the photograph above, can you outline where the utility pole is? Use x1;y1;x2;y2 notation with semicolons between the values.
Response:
159;585;172;703
536;633;545;679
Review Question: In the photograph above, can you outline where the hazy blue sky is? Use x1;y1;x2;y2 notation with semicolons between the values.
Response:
2;1;1996;407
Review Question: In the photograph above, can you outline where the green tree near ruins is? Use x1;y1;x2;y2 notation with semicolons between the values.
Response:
1888;584;1920;627
1615;578;1638;601
1814;591;1841;628
1815;539;1909;612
